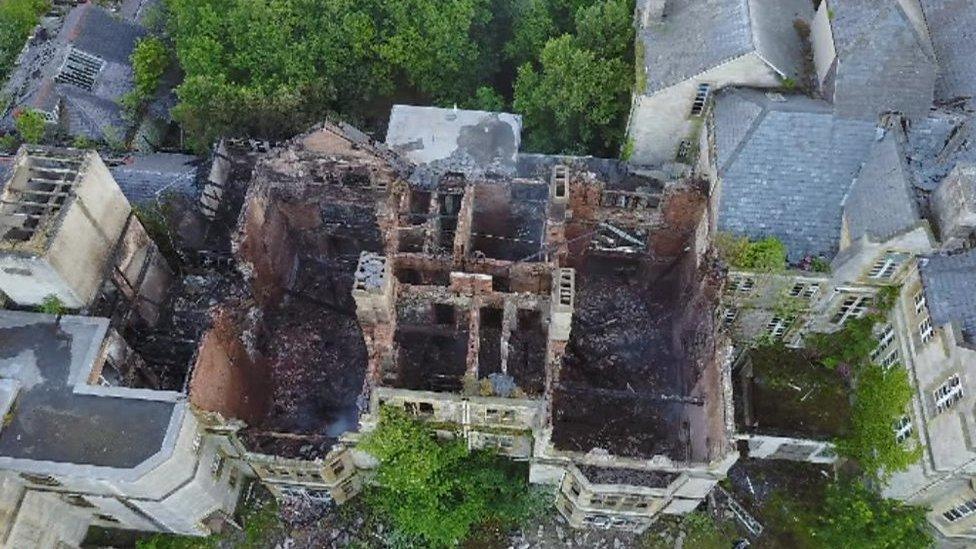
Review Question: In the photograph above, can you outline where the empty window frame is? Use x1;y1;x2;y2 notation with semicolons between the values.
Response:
722;307;738;325
329;459;345;477
789;281;822;300
831;295;870;325
485;408;517;424
913;290;927;316
871;324;895;361
766;315;794;340
919;317;935;345
210;454;225;479
944;498;976;523
405;401;435;417
727;275;756;294
690;83;711;116
868;252;908;280
56;47;104;91
894;415;913;444
880;349;901;370
934;374;964;414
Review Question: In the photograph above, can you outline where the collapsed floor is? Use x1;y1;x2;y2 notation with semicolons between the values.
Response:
551;184;729;463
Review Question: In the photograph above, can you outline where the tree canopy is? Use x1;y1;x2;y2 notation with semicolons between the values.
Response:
360;406;543;547
803;481;932;549
162;0;635;155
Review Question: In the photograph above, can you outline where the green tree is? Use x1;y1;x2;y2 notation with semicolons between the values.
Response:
361;407;544;547
514;34;630;155
838;362;921;479
0;0;48;81
574;0;634;60
131;36;170;101
802;481;932;549
715;233;788;272
378;0;493;102
466;85;506;111
14;108;45;143
505;0;558;66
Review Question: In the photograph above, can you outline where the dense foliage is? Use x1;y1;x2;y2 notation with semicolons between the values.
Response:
14;108;45;143
513;0;634;154
0;0;47;83
715;232;789;272
360;406;544;547
802;481;933;549
805;298;920;479
131;36;170;101
162;0;635;154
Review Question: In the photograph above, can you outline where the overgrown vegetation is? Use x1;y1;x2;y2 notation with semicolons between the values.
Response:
14;108;45;143
788;480;933;548
0;0;48;83
128;36;170;107
162;0;635;154
132;198;180;268
36;294;65;316
135;498;278;549
805;293;920;479
716;232;788;272
360;406;547;547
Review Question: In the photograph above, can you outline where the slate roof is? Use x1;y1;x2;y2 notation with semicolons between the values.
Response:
828;0;937;121
842;128;922;242
920;249;976;344
0;3;145;141
110;153;201;205
712;88;877;262
918;0;976;104
639;0;810;94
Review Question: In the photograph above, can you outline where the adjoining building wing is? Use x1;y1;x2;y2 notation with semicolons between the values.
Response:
812;0;937;121
921;249;976;345
918;0;976;105
711;88;876;262
842;128;924;244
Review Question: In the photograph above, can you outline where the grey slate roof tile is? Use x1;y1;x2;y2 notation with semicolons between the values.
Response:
640;0;811;95
921;249;976;344
919;0;976;104
713;88;876;262
843;129;922;242
1;4;144;141
110;153;201;205
829;0;937;121
641;0;754;94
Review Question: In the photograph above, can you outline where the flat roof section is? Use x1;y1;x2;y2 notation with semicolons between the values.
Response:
386;105;522;177
0;311;177;468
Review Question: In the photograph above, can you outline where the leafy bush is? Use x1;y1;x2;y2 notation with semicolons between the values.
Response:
361;406;546;547
802;481;932;548
132;36;169;100
838;361;920;479
37;294;65;315
14;108;45;143
715;232;788;272
805;292;918;478
0;0;48;82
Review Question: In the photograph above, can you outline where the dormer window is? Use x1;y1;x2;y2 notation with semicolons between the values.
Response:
56;47;104;91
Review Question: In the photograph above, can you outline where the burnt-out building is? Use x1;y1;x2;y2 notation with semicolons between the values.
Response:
184;105;735;533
